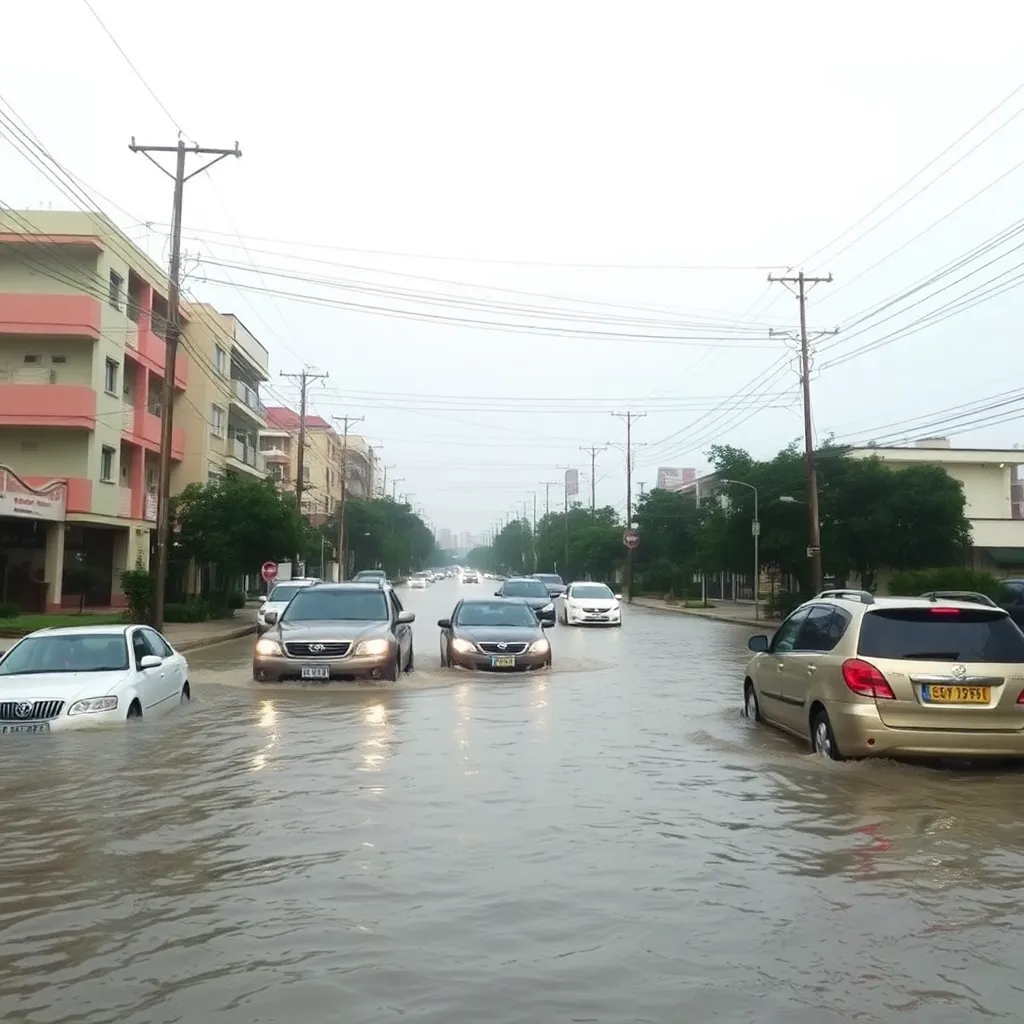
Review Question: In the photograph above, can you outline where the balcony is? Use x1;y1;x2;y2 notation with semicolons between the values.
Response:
0;376;96;429
229;378;268;424
118;486;132;518
121;403;184;460
133;326;188;389
227;438;268;477
144;492;157;522
0;294;102;340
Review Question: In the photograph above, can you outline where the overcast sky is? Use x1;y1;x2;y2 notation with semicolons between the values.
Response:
4;2;1024;535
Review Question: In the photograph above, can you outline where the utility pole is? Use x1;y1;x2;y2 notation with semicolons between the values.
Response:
382;464;395;499
366;443;382;499
768;271;835;595
392;477;404;501
280;368;328;567
129;136;241;630
639;482;646;498
539;480;559;572
333;415;365;581
556;466;576;576
580;445;607;512
611;412;647;602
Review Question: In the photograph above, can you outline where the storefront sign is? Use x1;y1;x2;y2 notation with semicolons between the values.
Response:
0;466;67;522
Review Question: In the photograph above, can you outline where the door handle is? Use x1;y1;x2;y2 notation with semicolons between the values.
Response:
776;663;784;672
806;664;817;674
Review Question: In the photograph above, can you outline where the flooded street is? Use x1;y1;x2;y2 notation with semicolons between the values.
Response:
2;580;1023;1023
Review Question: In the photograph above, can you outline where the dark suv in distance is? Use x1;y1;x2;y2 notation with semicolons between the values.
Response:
533;573;566;599
494;577;557;627
253;582;415;683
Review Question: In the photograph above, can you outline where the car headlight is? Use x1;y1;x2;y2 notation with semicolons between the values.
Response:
541;603;554;613
255;638;282;656
354;638;390;657
67;696;118;716
529;638;550;654
451;638;476;654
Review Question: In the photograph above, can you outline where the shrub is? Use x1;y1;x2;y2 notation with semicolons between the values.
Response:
0;601;20;620
765;589;803;619
226;592;245;610
120;569;156;623
205;598;233;619
164;602;209;623
888;568;1002;599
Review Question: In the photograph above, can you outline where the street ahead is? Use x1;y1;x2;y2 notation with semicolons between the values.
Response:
1;577;1022;1023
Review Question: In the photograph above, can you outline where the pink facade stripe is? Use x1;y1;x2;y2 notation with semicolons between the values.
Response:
0;383;96;428
0;294;102;339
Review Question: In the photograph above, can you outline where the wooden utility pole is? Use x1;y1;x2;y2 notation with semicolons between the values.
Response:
768;271;834;594
381;464;395;499
580;445;607;512
280;368;328;568
333;414;364;581
611;412;646;602
129;136;241;630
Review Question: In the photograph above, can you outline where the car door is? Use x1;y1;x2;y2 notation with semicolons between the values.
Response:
754;608;809;728
143;627;183;705
780;605;850;729
130;628;164;712
389;590;411;665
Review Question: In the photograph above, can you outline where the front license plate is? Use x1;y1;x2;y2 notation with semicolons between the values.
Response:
490;656;517;668
923;685;990;704
0;723;49;734
301;665;331;680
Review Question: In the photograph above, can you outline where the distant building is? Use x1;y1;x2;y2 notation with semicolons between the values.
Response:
438;528;454;551
656;467;697;492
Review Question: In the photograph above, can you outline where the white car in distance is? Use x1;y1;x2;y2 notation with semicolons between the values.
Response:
0;625;190;732
258;577;320;634
409;571;431;589
561;582;623;626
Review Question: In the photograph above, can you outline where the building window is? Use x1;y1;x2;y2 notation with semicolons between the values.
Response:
211;405;225;437
51;354;67;364
303;466;311;482
104;358;119;395
100;446;116;483
109;270;123;311
23;354;40;364
214;345;227;375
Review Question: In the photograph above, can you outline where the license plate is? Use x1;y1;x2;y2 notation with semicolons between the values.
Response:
301;665;331;680
923;685;990;704
0;723;49;734
490;656;516;668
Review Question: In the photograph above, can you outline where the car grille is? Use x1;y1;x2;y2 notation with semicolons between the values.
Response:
582;606;613;614
478;642;529;655
284;642;351;658
0;700;64;721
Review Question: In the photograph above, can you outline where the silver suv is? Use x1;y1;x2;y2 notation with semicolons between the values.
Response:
257;577;319;634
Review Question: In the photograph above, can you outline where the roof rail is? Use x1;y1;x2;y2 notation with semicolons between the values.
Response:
920;590;997;608
816;589;875;605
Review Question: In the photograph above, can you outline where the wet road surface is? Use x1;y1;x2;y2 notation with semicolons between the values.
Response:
1;579;1023;1022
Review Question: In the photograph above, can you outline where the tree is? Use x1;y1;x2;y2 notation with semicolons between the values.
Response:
533;505;623;582
329;498;438;577
632;487;705;595
173;477;307;589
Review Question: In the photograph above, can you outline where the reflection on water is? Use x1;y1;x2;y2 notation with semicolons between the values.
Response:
0;590;1021;1023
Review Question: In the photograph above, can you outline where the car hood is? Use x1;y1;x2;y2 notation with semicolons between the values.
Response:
504;595;553;608
544;585;566;595
260;600;290;616
567;596;618;607
455;625;544;643
0;670;130;701
273;619;391;641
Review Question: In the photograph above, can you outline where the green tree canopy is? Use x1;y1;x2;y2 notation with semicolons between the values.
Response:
328;498;439;577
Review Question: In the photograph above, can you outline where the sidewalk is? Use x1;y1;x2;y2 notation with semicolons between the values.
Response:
631;596;778;629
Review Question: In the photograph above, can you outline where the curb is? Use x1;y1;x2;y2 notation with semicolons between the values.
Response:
631;598;776;629
174;625;256;653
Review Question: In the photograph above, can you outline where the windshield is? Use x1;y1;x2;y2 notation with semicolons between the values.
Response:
503;580;549;598
858;608;1024;662
354;570;385;579
456;601;539;627
570;584;614;600
283;589;390;622
0;634;129;676
413;572;430;579
267;584;307;603
535;574;563;586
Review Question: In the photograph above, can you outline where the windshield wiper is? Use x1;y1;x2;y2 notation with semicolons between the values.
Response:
899;651;961;660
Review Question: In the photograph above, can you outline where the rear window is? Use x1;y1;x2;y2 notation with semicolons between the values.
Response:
858;608;1024;663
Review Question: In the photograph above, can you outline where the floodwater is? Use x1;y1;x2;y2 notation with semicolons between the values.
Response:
1;580;1023;1023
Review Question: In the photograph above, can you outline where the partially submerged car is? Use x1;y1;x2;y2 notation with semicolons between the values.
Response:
438;598;551;671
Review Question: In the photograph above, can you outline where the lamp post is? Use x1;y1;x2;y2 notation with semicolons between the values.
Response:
721;478;760;621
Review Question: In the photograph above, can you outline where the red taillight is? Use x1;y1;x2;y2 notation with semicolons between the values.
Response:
929;607;961;615
842;659;896;700
1018;690;1024;705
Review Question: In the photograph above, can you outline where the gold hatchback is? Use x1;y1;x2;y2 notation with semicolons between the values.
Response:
744;589;1024;760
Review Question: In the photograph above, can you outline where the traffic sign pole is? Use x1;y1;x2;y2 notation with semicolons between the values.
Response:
260;561;278;592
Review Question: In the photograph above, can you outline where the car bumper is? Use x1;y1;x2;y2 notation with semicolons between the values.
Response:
1;708;126;734
566;609;621;626
829;702;1024;759
449;650;550;672
252;651;396;682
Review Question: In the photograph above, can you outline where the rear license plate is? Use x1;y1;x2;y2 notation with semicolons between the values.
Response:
0;723;49;734
490;656;516;668
301;665;331;680
923;685;990;704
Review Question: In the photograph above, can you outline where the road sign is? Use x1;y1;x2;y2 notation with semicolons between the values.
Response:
623;529;640;550
261;561;278;582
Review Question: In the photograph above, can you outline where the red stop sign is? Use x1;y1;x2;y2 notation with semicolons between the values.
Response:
623;529;640;550
261;561;278;582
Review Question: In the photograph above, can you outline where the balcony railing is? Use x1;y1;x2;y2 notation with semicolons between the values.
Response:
144;492;157;522
231;378;268;420
230;438;268;473
118;486;132;518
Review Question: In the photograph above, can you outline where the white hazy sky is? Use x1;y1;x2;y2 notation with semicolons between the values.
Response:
4;2;1024;535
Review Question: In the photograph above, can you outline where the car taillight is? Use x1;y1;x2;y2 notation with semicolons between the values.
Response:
841;659;896;700
1018;690;1024;705
929;607;961;615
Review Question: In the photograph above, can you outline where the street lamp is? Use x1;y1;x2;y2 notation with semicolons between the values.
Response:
778;495;801;504
720;478;760;621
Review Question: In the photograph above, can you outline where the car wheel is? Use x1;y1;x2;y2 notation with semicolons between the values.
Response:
743;681;761;722
180;681;191;704
383;653;401;683
127;699;143;721
439;639;448;668
811;709;843;760
406;647;414;673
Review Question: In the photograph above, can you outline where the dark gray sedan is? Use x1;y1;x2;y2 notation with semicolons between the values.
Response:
494;577;557;626
438;599;552;671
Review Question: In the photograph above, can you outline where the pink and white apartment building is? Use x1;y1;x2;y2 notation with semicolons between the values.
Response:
0;209;192;612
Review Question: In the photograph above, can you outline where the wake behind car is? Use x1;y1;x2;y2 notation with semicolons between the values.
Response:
253;581;415;683
561;582;622;626
257;577;320;634
533;572;566;599
744;589;1024;761
0;625;190;731
438;598;551;671
494;577;557;626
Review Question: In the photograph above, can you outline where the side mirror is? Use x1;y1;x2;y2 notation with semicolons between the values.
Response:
541;621;550;629
747;635;769;653
263;611;278;625
494;591;503;597
614;594;622;601
437;618;452;629
139;654;162;670
397;610;416;625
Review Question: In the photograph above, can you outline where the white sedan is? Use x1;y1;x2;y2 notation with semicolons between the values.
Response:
0;625;190;732
560;582;623;626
